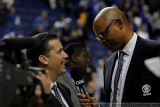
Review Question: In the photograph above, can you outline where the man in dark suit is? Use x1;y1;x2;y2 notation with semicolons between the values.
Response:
57;42;90;107
27;32;74;107
78;7;160;107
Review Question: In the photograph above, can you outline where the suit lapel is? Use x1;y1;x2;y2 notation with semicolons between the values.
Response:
122;36;143;98
104;52;117;102
62;73;78;94
57;82;73;107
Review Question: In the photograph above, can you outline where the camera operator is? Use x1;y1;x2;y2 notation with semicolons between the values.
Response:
26;32;74;107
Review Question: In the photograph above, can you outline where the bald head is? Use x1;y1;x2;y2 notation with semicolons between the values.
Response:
93;7;134;51
99;7;127;20
93;7;129;32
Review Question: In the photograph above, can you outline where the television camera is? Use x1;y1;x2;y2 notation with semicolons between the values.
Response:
0;38;45;107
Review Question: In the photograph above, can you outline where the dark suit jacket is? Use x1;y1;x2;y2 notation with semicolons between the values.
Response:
104;36;160;103
44;81;74;107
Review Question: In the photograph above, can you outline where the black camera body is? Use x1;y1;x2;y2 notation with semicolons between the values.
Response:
0;38;44;107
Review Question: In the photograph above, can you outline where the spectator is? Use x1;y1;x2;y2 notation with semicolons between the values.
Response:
152;7;160;37
3;31;16;39
6;7;21;26
54;14;66;29
0;0;8;27
3;0;14;9
31;24;43;36
33;10;49;32
48;0;57;9
94;58;105;102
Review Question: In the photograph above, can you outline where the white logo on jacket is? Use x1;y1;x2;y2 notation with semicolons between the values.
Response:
142;84;151;96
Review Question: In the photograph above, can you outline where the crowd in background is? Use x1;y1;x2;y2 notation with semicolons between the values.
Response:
0;0;160;103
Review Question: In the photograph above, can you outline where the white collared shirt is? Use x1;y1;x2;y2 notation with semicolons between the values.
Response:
50;82;69;107
110;33;137;107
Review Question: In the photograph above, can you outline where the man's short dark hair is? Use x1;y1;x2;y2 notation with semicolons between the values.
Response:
64;42;86;59
26;32;58;66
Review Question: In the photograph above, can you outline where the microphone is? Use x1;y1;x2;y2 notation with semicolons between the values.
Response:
2;37;35;50
71;66;86;94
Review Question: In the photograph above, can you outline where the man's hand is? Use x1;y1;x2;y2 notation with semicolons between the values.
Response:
78;93;98;107
36;70;50;94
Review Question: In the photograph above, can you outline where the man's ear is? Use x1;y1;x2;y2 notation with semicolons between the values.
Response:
116;19;123;29
71;54;77;63
38;55;48;65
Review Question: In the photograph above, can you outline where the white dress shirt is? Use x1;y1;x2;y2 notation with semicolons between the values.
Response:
110;33;137;107
50;82;69;107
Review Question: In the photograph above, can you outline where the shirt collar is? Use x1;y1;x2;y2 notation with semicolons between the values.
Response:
122;32;137;56
50;81;57;89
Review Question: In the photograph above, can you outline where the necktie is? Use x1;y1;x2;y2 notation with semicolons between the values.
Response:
52;85;66;107
112;51;125;105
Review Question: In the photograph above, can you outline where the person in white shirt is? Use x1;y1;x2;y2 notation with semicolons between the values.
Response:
78;7;160;107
